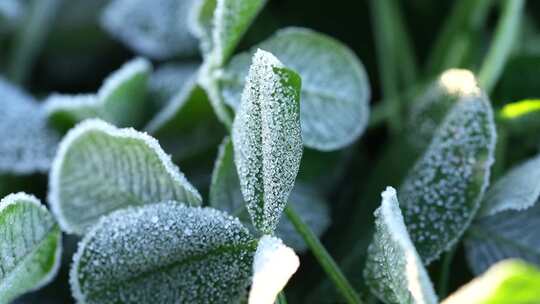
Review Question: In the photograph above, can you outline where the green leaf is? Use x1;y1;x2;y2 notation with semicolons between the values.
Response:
45;58;151;132
145;80;225;162
188;0;217;54
148;61;199;110
0;77;59;174
232;49;302;234
249;235;299;304
207;0;267;66
465;155;540;275
221;27;371;151
71;202;256;304
49;119;202;235
0;193;62;303
442;260;540;304
399;91;497;264
100;0;198;59
364;187;437;304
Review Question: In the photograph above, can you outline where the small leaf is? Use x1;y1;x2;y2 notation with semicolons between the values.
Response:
248;235;299;304
71;202;256;304
465;155;540;274
100;0;199;59
0;193;62;303
49;119;202;235
45;58;151;132
364;187;437;304
442;260;540;304
208;0;267;65
210;137;330;251
399;92;496;264
148;62;200;110
232;49;302;234
0;78;59;174
221;27;371;151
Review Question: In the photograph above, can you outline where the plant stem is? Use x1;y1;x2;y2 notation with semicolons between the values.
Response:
478;0;525;93
276;292;288;304
437;246;457;298
7;0;60;85
285;206;363;304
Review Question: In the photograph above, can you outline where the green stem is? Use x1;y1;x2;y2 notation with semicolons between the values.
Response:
7;0;60;85
478;0;525;93
437;246;457;298
276;292;288;304
285;206;363;304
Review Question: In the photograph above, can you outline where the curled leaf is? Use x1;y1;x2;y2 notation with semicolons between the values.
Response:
49;119;201;235
232;49;302;234
0;193;62;303
71;203;256;304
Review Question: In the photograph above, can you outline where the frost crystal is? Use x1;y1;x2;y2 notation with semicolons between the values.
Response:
364;187;437;304
232;49;303;234
101;0;198;59
399;93;496;264
221;27;370;151
49;119;202;235
71;203;255;304
0;193;62;303
45;58;151;130
0;78;59;174
249;235;299;304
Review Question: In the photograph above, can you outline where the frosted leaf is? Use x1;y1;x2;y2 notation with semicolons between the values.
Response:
399;93;496;264
188;0;217;54
210;136;329;251
209;0;267;66
248;235;299;304
364;187;438;304
145;80;224;161
0;78;60;174
221;27;370;151
406;69;481;150
442;260;540;304
479;155;540;217
464;155;540;275
148;62;200;109
71;203;256;304
45;58;151;131
100;0;198;59
0;193;62;303
232;49;302;234
49;119;202;235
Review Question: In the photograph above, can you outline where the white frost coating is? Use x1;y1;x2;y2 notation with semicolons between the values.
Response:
232;49;302;234
364;187;438;304
49;118;202;235
439;69;481;97
0;193;62;303
101;0;199;59
399;93;496;264
478;154;540;217
220;27;370;151
248;235;300;304
0;78;59;174
44;57;151;127
71;203;255;304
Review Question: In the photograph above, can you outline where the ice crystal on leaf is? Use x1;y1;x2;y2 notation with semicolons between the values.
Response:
399;93;496;264
71;203;255;304
364;187;437;304
101;0;199;59
248;235;299;304
0;78;59;174
0;193;62;303
49;119;201;235
232;49;302;235
221;27;370;151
